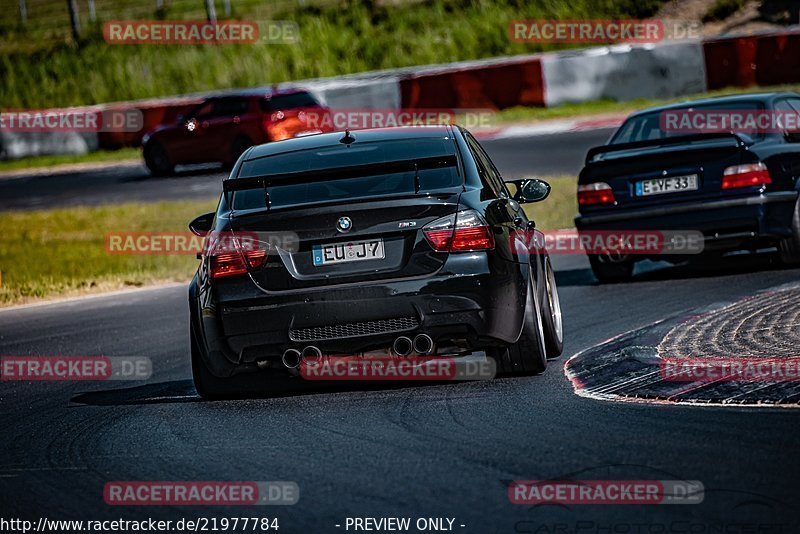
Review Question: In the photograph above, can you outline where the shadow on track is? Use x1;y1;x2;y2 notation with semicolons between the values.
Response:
555;251;793;287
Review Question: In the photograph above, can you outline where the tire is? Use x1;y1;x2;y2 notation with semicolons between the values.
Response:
779;196;800;265
491;267;548;376
143;141;173;176
588;254;634;283
539;258;564;358
191;324;264;401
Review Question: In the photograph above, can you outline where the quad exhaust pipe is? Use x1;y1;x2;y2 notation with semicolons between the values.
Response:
282;348;301;369
283;346;323;369
392;336;413;357
392;334;435;356
413;334;434;355
301;345;323;363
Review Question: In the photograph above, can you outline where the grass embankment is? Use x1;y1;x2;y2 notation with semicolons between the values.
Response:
0;177;577;306
0;0;667;108
0;199;217;306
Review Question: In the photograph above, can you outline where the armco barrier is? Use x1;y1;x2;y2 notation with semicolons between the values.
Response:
542;41;707;107
400;57;544;109
703;30;800;90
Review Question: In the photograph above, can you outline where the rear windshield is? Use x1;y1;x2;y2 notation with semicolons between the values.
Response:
232;138;461;210
260;92;319;112
610;101;766;144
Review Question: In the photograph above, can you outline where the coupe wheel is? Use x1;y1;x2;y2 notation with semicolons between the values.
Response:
588;254;634;283
143;141;174;176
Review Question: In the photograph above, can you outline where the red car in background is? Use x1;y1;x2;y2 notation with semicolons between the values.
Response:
141;89;332;175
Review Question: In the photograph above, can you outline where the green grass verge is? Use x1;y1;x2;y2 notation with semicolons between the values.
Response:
0;199;217;306
0;147;141;173
0;178;576;307
1;0;667;108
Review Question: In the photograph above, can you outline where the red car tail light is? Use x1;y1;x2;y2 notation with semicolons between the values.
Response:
578;182;615;206
423;210;495;252
722;162;771;190
209;237;267;279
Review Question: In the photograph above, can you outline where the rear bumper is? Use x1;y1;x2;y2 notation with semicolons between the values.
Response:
575;191;798;253
190;253;528;376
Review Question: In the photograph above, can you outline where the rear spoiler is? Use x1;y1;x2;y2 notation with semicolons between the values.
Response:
222;155;458;193
585;132;752;165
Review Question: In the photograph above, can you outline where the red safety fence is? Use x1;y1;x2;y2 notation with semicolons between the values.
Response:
703;30;800;90
400;57;545;110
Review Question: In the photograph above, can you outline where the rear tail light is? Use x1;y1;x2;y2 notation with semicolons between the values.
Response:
722;162;771;189
423;210;495;252
209;236;267;279
578;182;615;206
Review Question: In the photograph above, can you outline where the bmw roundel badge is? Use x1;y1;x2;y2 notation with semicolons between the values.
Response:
337;216;352;233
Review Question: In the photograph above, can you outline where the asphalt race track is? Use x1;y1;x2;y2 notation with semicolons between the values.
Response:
1;129;799;532
0;128;613;211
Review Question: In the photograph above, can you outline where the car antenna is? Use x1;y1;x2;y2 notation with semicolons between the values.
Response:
413;162;420;193
339;129;356;145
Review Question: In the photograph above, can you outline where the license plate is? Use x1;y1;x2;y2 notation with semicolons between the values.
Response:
635;174;698;196
312;239;385;266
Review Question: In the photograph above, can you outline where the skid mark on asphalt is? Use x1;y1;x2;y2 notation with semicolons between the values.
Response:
564;282;800;407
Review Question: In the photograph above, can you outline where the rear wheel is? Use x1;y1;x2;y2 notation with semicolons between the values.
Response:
779;196;800;265
588;254;634;283
191;324;265;401
540;258;563;358
143;141;173;176
491;268;547;376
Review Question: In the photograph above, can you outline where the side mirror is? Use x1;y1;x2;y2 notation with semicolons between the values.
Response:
510;178;551;203
189;212;215;236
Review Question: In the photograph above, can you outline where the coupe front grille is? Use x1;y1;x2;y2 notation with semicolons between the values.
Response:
289;316;419;342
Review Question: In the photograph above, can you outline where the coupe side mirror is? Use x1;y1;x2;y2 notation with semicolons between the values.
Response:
509;178;551;203
189;212;215;237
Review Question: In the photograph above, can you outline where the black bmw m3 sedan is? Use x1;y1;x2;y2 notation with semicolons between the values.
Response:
188;125;563;399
